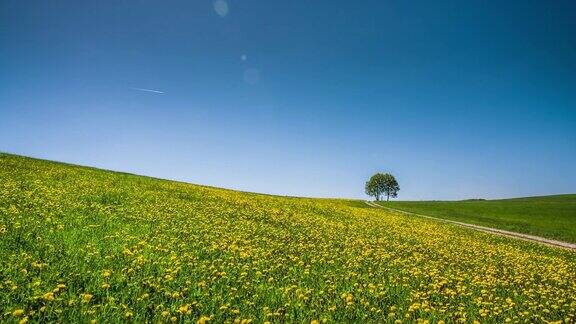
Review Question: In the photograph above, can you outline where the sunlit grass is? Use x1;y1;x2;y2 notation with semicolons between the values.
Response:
1;153;575;323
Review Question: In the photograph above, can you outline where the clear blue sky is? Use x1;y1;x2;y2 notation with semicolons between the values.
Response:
1;1;575;200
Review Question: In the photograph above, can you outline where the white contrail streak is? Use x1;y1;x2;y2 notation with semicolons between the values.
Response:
131;87;165;94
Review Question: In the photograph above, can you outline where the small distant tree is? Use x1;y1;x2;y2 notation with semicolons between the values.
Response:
365;173;400;201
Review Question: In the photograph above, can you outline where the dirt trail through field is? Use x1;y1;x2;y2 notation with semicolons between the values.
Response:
365;201;576;251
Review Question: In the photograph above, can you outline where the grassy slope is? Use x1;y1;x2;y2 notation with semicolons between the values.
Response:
379;195;576;243
1;153;576;323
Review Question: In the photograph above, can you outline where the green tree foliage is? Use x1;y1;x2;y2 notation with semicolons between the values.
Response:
365;173;400;201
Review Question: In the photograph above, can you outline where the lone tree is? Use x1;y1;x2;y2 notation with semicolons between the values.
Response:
365;173;400;201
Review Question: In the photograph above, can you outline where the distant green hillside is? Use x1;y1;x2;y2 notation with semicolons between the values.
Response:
379;195;576;243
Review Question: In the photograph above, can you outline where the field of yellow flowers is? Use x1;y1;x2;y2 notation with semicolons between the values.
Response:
1;153;575;323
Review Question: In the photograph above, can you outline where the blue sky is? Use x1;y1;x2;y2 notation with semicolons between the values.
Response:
1;1;575;200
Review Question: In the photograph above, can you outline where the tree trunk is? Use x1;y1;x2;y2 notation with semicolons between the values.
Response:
386;194;389;202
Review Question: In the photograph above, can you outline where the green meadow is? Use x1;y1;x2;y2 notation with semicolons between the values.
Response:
1;153;575;323
380;195;576;243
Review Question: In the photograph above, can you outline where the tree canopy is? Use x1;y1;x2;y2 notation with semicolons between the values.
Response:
365;173;400;201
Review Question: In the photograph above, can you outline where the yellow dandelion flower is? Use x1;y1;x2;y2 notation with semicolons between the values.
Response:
43;292;54;301
81;293;93;303
179;304;190;314
12;309;25;317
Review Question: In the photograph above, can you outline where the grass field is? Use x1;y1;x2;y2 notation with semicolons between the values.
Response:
378;195;576;243
1;153;576;323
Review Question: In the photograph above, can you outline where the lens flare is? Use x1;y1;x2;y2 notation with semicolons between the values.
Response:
213;0;229;17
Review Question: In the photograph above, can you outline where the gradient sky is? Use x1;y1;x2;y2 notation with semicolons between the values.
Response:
1;1;575;200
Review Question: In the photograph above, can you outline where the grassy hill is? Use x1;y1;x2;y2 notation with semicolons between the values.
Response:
379;195;576;243
1;153;575;323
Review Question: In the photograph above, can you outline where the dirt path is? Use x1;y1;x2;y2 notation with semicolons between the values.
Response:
365;201;576;251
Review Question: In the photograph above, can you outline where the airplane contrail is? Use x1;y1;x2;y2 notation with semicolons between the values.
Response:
131;87;165;94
